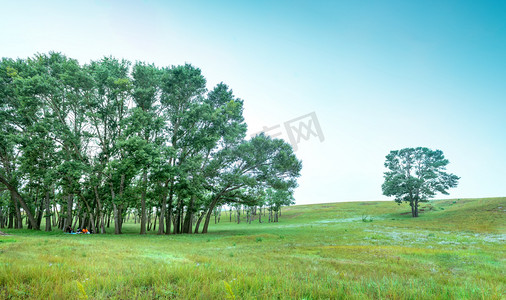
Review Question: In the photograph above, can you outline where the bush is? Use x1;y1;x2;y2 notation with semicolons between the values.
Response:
361;215;373;222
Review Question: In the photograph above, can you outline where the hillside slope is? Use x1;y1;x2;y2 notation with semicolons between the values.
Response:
0;197;504;299
282;197;506;233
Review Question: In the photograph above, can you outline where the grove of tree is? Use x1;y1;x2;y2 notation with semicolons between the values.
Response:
0;52;302;234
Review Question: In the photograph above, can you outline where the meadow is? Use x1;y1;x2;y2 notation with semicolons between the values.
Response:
0;197;504;299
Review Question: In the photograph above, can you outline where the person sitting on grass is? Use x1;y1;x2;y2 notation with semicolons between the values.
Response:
82;227;89;234
76;228;82;234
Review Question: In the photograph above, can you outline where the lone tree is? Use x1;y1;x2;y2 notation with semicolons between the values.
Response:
382;147;459;217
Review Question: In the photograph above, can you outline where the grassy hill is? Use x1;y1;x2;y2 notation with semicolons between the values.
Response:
0;197;504;299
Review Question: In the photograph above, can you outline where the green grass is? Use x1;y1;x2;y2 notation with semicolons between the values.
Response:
0;197;504;299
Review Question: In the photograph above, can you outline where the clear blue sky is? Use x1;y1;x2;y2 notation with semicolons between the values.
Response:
1;0;505;204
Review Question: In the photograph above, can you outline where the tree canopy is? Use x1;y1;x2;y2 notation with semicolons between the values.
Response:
381;147;459;217
0;52;302;234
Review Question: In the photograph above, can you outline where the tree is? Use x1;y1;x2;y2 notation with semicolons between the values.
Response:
86;56;132;234
382;147;459;217
130;62;162;234
199;134;301;233
0;56;42;230
265;188;294;222
0;52;302;234
159;63;208;234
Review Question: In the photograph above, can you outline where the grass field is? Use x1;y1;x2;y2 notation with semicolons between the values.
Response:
1;197;504;299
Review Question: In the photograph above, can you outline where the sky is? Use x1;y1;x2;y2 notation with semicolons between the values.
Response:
1;0;505;204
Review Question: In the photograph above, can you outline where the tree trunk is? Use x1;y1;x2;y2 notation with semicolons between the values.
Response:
140;170;147;235
179;209;183;233
45;191;51;231
64;194;73;230
191;213;194;231
0;175;40;229
202;196;220;234
174;194;183;234
4;182;39;229
147;207;152;231
36;192;44;230
78;210;84;229
112;203;120;234
194;212;205;233
0;207;4;229
12;192;22;229
109;181;120;234
80;194;96;233
118;205;124;233
73;204;81;230
165;179;174;235
89;210;96;233
158;181;168;235
52;196;58;227
182;210;192;234
93;186;106;234
153;211;157;232
59;205;65;230
94;206;99;230
117;174;125;233
8;205;13;228
183;195;195;234
109;174;125;234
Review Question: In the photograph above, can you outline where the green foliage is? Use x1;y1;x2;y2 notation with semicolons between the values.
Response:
382;147;459;217
0;52;302;235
